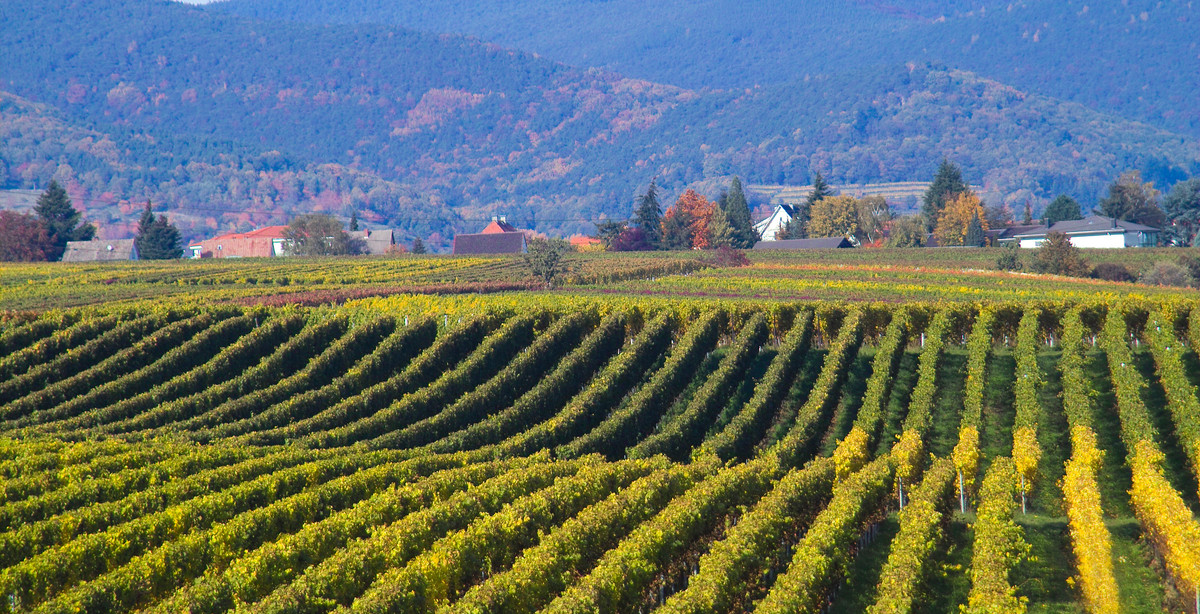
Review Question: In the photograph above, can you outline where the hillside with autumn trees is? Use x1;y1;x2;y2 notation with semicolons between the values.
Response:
0;0;1198;247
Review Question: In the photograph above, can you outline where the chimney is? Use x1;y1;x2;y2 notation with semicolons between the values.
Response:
500;215;507;223
492;216;498;222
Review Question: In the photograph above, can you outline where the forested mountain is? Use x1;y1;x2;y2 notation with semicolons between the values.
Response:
0;0;1197;245
217;0;1200;138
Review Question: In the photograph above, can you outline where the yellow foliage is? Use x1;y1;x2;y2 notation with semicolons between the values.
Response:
1012;426;1041;490
934;191;988;246
833;427;870;483
807;195;860;239
953;425;981;489
1063;427;1119;614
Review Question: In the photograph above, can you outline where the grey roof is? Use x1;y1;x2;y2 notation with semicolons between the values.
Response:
61;239;138;262
362;229;394;255
452;231;527;255
753;236;853;250
1013;215;1159;238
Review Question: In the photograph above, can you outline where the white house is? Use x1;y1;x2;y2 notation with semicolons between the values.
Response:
1009;215;1160;249
752;204;798;241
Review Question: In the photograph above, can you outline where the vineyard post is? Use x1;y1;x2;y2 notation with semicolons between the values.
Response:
959;470;965;513
1020;474;1026;515
898;476;904;510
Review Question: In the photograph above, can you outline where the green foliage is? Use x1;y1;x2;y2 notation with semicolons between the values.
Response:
410;237;427;254
1030;232;1090;276
523;237;572;287
135;202;183;260
1098;170;1166;228
886;215;925;248
724;177;758;248
922;158;967;230
995;241;1022;271
283;214;364;256
633;180;663;248
1163;177;1200;246
1044;194;1082;226
34;180;94;261
1137;261;1196;288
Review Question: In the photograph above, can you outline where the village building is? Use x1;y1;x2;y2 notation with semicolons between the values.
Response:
452;216;528;255
188;225;289;258
61;239;139;262
1006;215;1160;248
752;204;798;241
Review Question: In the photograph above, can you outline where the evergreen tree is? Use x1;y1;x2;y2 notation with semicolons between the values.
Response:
1043;195;1082;226
792;172;830;237
921;158;967;230
724;177;757;247
35;180;94;261
660;207;694;250
707;201;734;248
135;202;183;259
1023;200;1034;225
349;210;359;231
411;237;427;254
778;214;805;240
633;180;663;249
964;213;985;246
1163;177;1200;246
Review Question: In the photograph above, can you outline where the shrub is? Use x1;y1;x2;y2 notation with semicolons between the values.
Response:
1030;232;1089;276
995;242;1022;271
1137;261;1195;288
1090;262;1133;283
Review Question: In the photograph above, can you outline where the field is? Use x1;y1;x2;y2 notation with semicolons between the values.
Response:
2;251;1200;613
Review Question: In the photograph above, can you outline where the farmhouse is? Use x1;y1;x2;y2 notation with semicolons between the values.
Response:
61;239;139;262
359;228;396;255
453;216;528;255
188;225;290;258
1007;215;1160;248
752;204;798;241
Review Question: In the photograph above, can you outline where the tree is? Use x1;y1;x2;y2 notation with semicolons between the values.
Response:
886;215;925;248
660;206;695;250
35;180;94;261
662;189;715;249
283;213;365;256
985;202;1014;229
1099;170;1166;228
922;159;967;230
1163;177;1200;246
777;215;804;240
1137;261;1195;288
594;220;627;251
633;180;663;249
855;196;891;245
934;191;989;247
807;195;859;239
0;210;52;261
523;237;571;287
1022;200;1034;225
349;210;359;231
411;237;426;254
1043;195;1082;226
792;171;831;238
135;202;183;259
707;202;735;248
723;177;758;248
1030;232;1090;276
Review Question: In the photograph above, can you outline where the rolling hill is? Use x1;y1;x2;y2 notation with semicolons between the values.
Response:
0;0;1197;244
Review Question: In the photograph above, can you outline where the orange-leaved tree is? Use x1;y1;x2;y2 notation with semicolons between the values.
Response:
662;189;716;249
934;191;989;246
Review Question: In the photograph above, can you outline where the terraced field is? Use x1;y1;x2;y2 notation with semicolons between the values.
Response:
1;296;1199;613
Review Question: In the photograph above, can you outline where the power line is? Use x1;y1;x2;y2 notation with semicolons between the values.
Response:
1;190;617;224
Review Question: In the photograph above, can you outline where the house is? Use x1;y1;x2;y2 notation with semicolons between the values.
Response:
1008;215;1160;249
985;224;1043;246
752;236;855;250
752;204;799;241
61;239;139;262
452;216;528;255
188;225;290;258
358;228;395;255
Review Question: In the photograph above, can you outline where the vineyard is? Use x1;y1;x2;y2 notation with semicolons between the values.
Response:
2;291;1200;614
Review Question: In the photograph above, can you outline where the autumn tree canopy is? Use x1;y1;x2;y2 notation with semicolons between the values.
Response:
661;189;715;249
807;195;859;239
934;191;989;246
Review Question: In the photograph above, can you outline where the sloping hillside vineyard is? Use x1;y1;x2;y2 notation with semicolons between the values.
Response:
3;284;1200;612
